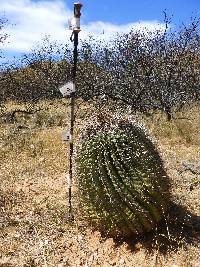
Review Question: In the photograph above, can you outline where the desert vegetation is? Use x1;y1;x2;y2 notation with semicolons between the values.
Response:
1;16;200;119
0;15;200;266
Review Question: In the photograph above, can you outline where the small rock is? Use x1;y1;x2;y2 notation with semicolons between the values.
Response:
119;258;125;265
77;235;84;241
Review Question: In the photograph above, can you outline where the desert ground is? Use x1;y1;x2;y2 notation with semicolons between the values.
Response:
0;100;199;267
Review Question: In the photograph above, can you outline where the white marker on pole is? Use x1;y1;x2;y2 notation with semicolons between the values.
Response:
59;82;75;97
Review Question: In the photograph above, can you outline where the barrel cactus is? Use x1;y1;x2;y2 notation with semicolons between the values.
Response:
75;115;170;238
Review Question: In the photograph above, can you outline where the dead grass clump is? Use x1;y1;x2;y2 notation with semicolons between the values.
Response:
142;104;200;147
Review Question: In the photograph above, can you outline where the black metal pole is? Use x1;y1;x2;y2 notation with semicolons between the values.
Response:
67;2;82;220
68;31;78;220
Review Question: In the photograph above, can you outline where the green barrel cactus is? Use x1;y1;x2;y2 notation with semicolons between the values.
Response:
75;116;170;238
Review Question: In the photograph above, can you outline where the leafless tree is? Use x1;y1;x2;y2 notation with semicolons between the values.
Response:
1;16;199;121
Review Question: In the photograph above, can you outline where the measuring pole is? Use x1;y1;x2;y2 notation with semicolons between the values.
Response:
68;3;83;220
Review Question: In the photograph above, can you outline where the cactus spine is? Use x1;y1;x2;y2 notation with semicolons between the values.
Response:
76;117;170;237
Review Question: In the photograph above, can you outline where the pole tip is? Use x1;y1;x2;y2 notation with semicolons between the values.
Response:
74;3;83;18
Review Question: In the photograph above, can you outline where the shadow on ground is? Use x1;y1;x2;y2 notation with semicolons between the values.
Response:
112;202;200;254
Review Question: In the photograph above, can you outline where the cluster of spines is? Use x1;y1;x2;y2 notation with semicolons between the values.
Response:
76;120;170;237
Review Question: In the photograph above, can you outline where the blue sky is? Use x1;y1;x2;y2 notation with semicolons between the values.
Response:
0;0;199;62
79;0;199;25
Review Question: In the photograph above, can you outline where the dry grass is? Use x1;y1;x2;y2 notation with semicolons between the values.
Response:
0;100;199;267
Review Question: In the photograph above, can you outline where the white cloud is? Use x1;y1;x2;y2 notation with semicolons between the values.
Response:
0;0;72;52
81;21;165;40
0;0;166;53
